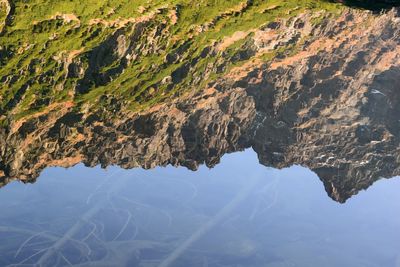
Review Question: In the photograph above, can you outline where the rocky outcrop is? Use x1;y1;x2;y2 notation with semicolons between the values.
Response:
0;0;12;34
223;7;400;202
1;8;400;203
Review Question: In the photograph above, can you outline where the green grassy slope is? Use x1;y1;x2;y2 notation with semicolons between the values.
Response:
0;0;347;122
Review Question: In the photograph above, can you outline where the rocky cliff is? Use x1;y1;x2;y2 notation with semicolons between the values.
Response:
0;2;400;202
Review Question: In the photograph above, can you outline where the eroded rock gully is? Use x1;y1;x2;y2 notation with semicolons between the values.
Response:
1;8;400;202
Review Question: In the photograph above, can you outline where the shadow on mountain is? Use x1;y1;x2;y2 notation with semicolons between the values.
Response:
332;0;400;10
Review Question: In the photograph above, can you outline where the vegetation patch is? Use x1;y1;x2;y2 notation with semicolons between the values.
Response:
0;0;370;121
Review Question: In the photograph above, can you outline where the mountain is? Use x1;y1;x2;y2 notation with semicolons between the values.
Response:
1;1;400;202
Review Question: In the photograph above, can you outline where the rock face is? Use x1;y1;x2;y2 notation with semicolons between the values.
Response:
1;8;400;202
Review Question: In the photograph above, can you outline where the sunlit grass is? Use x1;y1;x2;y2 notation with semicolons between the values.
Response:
0;0;345;119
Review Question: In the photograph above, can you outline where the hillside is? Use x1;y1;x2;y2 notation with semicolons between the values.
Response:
1;1;400;201
1;0;346;122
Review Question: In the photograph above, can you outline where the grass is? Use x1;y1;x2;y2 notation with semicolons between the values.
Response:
0;0;348;120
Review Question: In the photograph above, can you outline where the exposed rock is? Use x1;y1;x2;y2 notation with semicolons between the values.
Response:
0;0;12;35
0;8;400;203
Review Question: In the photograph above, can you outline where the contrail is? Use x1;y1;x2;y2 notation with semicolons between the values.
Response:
158;175;261;267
